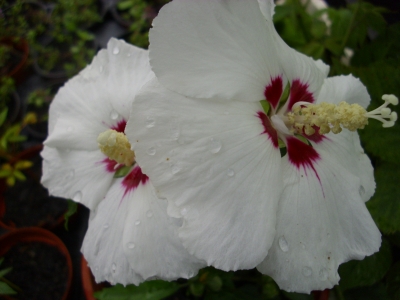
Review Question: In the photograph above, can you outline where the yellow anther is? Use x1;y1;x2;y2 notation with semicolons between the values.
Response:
97;129;135;166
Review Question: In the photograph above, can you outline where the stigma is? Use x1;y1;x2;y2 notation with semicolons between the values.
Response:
286;94;398;136
97;129;135;166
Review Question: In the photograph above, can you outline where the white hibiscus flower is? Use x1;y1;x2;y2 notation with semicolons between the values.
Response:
125;0;397;293
41;38;204;285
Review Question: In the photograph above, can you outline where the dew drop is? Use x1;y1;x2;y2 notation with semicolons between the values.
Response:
171;164;181;174
227;168;235;177
112;263;116;272
302;266;312;277
145;117;155;128
146;210;153;218
135;220;141;226
110;110;119;120
73;191;82;202
103;223;109;229
359;185;365;196
278;236;289;252
112;47;120;55
181;208;188;216
127;53;131;57
147;147;156;156
127;242;135;249
319;268;328;281
208;138;222;154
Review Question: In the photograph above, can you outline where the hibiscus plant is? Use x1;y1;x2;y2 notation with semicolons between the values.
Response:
40;0;400;299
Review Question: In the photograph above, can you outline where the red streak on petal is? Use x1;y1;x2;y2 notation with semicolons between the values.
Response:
111;120;127;133
102;158;123;173
257;111;278;148
303;126;326;144
264;76;283;109
122;166;149;198
287;136;320;180
287;79;314;111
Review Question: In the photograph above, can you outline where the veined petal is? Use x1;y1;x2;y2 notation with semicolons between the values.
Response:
257;146;381;293
149;0;283;102
41;147;114;210
312;131;375;202
317;75;371;109
82;169;203;284
126;79;283;270
45;38;153;151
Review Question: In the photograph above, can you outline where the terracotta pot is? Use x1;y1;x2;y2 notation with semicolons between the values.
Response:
313;289;330;300
81;255;109;300
0;227;72;300
0;37;30;84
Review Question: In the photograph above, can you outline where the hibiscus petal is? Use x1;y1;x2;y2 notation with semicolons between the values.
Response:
81;172;203;285
41;147;114;209
257;145;381;293
45;38;153;151
126;79;283;270
149;0;283;102
317;75;371;109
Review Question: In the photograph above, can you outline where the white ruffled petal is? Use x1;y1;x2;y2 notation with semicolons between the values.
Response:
41;147;114;210
126;79;283;270
317;75;371;109
45;38;153;151
257;139;381;293
149;0;283;102
81;167;203;285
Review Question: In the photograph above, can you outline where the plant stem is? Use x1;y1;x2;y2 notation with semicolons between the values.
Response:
340;0;362;52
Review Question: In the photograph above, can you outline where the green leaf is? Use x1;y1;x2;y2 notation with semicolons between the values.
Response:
94;281;180;300
387;261;400;300
0;108;8;127
12;170;26;181
282;291;312;300
64;200;78;230
367;163;400;234
0;281;17;295
0;267;12;278
338;239;392;291
342;283;390;300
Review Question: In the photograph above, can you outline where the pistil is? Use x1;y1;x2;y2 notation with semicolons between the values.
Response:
285;94;398;136
97;129;135;166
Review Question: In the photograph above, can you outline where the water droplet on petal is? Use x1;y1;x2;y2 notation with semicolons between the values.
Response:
113;47;120;55
359;185;365;196
302;266;312;277
127;242;135;249
127;53;131;57
181;208;188;216
171;164;181;174
110;110;119;120
278;236;289;252
209;138;222;153
103;223;109;229
146;210;153;218
227;168;235;177
95;266;99;271
146;147;156;156
319;268;328;281
73;191;82;202
135;220;141;226
112;263;116;272
146;117;155;128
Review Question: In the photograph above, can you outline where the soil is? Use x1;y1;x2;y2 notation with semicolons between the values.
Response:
3;177;68;228
2;241;69;300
